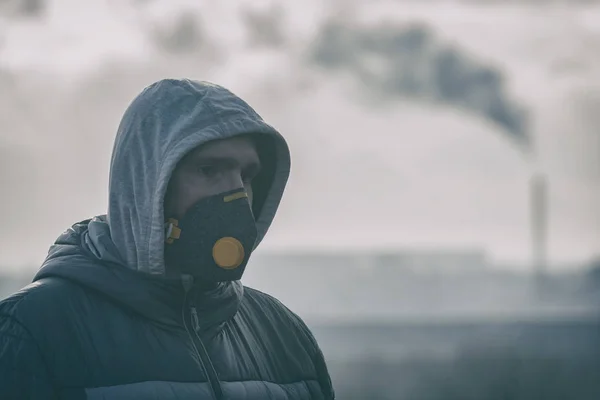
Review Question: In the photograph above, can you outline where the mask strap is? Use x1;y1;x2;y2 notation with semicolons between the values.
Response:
165;218;181;244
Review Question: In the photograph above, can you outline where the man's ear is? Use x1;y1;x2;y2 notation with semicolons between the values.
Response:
163;178;176;221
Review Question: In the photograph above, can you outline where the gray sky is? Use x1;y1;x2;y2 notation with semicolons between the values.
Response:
0;0;598;272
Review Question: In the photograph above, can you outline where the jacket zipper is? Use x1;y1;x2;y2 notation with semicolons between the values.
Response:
182;291;224;400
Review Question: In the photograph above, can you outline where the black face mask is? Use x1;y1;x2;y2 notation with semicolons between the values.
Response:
164;188;258;283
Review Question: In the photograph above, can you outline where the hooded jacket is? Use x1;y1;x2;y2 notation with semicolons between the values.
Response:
0;79;335;400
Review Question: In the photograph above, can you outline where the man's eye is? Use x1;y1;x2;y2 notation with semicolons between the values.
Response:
197;165;217;176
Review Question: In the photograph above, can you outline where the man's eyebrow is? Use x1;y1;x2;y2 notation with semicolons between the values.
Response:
189;154;234;164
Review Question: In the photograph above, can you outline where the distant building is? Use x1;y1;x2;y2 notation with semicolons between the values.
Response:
373;249;488;274
251;248;488;274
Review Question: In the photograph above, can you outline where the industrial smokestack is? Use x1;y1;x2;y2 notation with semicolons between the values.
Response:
530;173;548;287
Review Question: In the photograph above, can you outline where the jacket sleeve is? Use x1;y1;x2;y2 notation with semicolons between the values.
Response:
0;315;57;400
309;332;336;400
293;314;335;399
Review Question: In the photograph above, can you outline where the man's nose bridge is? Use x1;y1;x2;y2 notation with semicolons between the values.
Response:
220;170;244;192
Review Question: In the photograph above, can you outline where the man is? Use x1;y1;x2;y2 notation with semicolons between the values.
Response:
0;79;335;399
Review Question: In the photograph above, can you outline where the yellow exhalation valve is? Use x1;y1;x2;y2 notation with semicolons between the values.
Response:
212;237;245;269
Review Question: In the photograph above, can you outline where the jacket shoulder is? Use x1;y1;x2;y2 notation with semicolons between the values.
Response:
243;286;307;325
0;286;57;400
241;286;319;349
0;277;85;333
239;286;336;398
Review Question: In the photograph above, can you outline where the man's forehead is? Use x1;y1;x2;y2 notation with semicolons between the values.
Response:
186;135;260;161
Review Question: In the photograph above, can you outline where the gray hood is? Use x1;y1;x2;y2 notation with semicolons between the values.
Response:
84;79;290;275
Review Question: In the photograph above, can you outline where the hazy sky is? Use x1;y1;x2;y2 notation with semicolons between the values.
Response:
0;0;598;272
